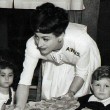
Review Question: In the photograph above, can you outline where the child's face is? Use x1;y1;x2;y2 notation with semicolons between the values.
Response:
0;68;14;88
92;78;110;100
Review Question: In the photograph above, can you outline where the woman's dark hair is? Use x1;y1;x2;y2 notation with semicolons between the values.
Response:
30;2;69;37
91;66;110;84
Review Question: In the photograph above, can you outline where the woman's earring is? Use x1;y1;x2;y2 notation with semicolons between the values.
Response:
58;39;61;43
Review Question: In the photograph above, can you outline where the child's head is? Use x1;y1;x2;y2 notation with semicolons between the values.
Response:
0;60;15;88
91;66;110;100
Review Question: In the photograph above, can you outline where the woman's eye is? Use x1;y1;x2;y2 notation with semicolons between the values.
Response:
43;38;49;41
95;84;100;86
105;85;109;87
0;75;5;77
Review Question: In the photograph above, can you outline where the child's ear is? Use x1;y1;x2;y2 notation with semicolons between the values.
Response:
90;84;93;89
90;84;94;94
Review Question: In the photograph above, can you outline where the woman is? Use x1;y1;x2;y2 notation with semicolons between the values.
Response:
15;3;101;110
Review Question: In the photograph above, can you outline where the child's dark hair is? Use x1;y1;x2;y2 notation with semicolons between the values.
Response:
30;2;69;37
91;66;110;84
0;60;16;74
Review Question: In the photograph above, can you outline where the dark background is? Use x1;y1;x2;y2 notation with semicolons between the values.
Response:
97;0;110;66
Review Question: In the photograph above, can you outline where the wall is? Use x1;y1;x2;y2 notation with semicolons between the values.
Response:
69;0;100;41
0;9;8;49
97;0;110;65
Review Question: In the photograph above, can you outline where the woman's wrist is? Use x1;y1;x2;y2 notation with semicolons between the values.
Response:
69;90;76;97
72;91;76;95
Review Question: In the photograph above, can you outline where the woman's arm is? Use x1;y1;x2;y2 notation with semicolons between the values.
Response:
69;42;90;96
15;84;30;110
69;76;84;95
14;37;40;110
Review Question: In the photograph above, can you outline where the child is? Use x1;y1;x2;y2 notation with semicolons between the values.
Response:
76;66;110;110
0;60;16;110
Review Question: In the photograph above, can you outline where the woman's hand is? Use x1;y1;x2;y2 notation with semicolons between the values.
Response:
13;105;22;110
82;107;92;110
68;90;76;99
14;108;20;110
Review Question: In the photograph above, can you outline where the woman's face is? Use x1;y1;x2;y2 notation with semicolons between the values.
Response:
0;68;14;88
34;32;63;55
92;78;110;100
